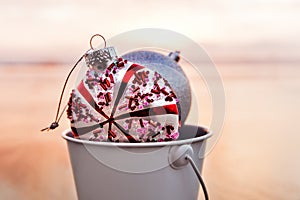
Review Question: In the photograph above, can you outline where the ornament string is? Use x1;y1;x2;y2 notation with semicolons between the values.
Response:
41;55;84;132
41;34;107;132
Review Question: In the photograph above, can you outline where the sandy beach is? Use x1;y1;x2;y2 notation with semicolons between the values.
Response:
0;62;299;200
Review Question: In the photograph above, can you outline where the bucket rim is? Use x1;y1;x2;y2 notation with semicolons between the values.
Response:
61;125;212;147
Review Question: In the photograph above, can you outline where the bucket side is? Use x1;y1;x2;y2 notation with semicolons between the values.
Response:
65;136;207;200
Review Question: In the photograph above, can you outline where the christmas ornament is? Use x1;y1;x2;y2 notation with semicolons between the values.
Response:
42;34;181;143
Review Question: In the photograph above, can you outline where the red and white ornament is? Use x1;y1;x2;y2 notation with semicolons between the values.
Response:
67;53;181;142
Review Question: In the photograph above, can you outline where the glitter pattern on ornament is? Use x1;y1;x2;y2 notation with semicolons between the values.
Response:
67;58;180;143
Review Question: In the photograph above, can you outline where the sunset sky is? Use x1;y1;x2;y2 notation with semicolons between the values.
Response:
0;0;299;63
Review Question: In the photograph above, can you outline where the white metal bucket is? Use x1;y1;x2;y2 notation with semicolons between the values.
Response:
62;125;212;200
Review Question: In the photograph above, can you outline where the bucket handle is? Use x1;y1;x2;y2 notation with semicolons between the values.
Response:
169;145;209;200
185;155;209;200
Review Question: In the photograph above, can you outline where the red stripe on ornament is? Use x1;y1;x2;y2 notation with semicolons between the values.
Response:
162;104;179;115
71;124;100;137
77;80;94;104
77;80;109;119
150;104;179;115
110;63;144;116
114;104;179;120
122;64;144;83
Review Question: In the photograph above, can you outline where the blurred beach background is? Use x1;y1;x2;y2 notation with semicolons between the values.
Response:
0;0;300;199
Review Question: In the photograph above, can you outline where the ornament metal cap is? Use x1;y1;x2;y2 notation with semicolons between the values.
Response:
84;34;118;71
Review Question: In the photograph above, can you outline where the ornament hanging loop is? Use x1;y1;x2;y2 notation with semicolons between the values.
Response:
85;34;117;71
90;34;106;50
